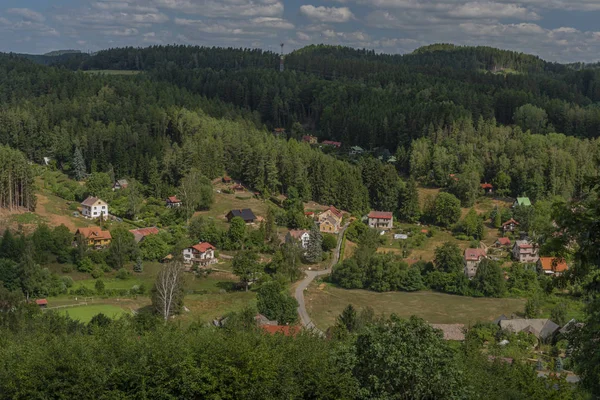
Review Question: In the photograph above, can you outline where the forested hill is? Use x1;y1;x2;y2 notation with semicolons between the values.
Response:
23;43;599;149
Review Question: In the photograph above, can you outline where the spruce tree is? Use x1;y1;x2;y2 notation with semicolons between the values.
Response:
493;207;502;229
72;147;86;181
305;224;323;263
134;256;143;273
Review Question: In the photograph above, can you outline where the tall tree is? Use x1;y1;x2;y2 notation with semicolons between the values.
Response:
72;147;86;181
232;251;260;292
151;260;185;321
305;223;323;263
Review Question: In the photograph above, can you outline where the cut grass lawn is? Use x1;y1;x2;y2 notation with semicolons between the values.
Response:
56;304;129;322
193;190;271;230
306;283;526;330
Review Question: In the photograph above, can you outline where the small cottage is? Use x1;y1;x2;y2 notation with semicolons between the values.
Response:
301;135;318;145
226;209;257;223
35;299;48;309
367;211;394;230
166;196;182;208
75;227;112;248
480;183;493;194
286;230;310;249
129;227;160;244
183;242;217;267
81;196;109;219
113;179;129;190
322;140;342;148
495;237;511;247
513;197;532;207
538;257;568;276
502;218;519;233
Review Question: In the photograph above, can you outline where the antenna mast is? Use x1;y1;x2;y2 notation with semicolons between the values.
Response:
279;43;284;72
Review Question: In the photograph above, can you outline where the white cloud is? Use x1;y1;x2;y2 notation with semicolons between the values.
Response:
152;0;284;18
448;2;540;20
297;31;311;41
300;5;354;23
106;27;139;36
7;8;45;22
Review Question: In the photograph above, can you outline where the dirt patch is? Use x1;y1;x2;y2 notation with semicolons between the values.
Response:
35;194;81;231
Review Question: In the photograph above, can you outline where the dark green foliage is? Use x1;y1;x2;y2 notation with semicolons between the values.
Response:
550;303;568;326
471;259;506;297
397;178;420;223
305;224;323;263
345;220;368;243
524;296;542;318
331;259;365;289
94;279;105;294
133;257;143;273
0;146;36;211
256;281;298;325
322;234;337;252
227;217;246;249
115;268;130;280
434;242;464;274
232;251;260;291
107;228;137;270
72;147;86;181
430;192;461;228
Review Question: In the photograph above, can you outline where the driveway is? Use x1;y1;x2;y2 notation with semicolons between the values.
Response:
295;224;348;333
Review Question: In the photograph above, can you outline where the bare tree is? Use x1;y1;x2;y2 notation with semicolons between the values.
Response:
151;261;185;321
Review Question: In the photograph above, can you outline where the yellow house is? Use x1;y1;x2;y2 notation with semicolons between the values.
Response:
318;206;343;234
75;227;112;248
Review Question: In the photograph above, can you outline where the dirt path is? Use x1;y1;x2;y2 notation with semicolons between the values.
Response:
35;193;79;230
294;224;348;334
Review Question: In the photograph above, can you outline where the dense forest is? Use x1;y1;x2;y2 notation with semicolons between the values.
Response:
0;145;36;210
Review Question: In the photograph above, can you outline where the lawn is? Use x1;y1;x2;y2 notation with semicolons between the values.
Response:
306;282;526;330
193;190;272;230
56;304;129;322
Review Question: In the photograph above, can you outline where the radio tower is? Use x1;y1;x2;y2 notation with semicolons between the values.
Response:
279;43;284;72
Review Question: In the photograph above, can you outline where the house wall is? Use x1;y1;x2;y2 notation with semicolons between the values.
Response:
368;217;393;230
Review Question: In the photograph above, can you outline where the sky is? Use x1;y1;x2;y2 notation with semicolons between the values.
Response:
1;0;600;63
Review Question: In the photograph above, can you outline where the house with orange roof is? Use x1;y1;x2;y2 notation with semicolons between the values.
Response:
480;183;493;194
166;196;182;208
502;218;519;233
537;257;568;276
75;227;112;248
260;325;301;337
183;242;217;267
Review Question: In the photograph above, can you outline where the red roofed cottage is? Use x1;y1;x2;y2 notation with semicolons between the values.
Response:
368;211;394;230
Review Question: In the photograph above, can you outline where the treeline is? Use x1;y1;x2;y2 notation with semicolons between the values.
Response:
0;145;36;210
38;44;600;147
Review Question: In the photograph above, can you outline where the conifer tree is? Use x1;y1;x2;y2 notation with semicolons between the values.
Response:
72;147;86;181
305;224;323;263
134;256;144;273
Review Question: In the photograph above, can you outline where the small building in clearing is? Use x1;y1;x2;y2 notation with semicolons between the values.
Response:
129;227;160;244
367;211;394;230
113;179;129;190
75;227;112;248
286;230;310;249
495;237;511;247
166;196;182;208
81;196;109;219
502;218;519;233
537;257;568;276
513;197;532;207
183;242;217;267
480;183;493;194
226;209;257;223
302;135;318;145
322;140;342;148
35;299;48;309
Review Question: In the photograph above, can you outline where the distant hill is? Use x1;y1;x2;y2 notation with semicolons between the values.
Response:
44;50;82;57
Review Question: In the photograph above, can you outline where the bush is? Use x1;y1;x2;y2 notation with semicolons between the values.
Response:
256;281;298;324
116;268;131;280
77;257;94;273
91;268;104;279
61;276;74;288
322;234;338;252
95;279;106;294
61;265;73;273
71;286;95;296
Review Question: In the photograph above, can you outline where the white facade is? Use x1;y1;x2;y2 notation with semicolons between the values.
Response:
81;198;109;219
183;244;217;267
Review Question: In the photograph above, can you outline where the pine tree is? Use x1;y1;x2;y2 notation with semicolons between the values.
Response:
134;256;143;273
494;207;502;229
399;179;420;223
72;147;86;181
305;224;323;263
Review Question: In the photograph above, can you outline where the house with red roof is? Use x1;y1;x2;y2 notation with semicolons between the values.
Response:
464;248;487;278
480;183;493;194
367;211;394;230
301;135;318;145
166;196;182;208
261;325;301;337
322;140;342;148
183;242;217;267
35;299;48;308
75;227;112;248
495;237;511;247
537;257;568;276
512;240;539;263
502;218;519;233
129;227;160;244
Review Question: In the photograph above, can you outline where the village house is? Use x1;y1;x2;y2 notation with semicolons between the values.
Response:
367;211;394;230
322;140;342;148
301;135;318;145
273;128;286;136
502;218;519;233
129;227;160;244
183;242;217;267
480;183;493;194
464;248;487;278
286;230;310;249
495;237;511;248
513;197;532;207
232;184;245;192
113;179;129;190
35;299;48;309
318;206;343;234
226;209;257;223
166;196;182;208
499;318;560;342
81;196;109;219
349;146;364;155
513;240;539;263
538;257;568;276
222;176;232;184
75;227;112;248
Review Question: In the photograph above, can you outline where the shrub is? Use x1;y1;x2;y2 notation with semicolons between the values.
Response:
91;268;104;279
71;286;95;296
61;265;73;273
116;268;131;280
77;257;94;273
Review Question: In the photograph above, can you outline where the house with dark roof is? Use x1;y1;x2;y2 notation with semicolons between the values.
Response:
166;196;182;208
183;242;217;267
464;248;487;278
226;209;257;223
499;318;560;341
129;227;160;244
502;218;520;233
368;211;394;230
537;257;568;276
222;176;232;184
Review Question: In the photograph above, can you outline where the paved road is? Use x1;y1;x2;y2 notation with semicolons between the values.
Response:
295;224;348;333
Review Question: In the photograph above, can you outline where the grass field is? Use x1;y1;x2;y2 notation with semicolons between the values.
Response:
57;304;129;322
193;189;272;230
306;283;526;330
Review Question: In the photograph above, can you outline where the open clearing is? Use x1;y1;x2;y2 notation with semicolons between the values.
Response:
56;304;128;322
306;283;525;330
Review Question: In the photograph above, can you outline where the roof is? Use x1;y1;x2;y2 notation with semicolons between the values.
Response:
304;211;314;216
320;206;343;219
228;209;257;221
322;140;342;147
493;314;509;325
261;325;301;336
421;229;429;234
351;146;364;151
496;237;511;245
35;299;48;305
167;196;181;203
254;314;278;326
288;230;309;239
502;218;519;227
515;240;534;249
222;176;232;181
76;227;112;241
115;179;128;187
516;197;532;206
464;248;487;261
302;135;316;142
191;242;216;253
273;128;285;133
81;196;105;207
480;183;493;189
539;257;568;273
559;319;584;335
368;211;393;220
130;227;159;243
430;324;465;341
499;319;560;340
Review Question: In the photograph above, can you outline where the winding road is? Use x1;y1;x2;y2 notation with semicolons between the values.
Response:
295;224;348;333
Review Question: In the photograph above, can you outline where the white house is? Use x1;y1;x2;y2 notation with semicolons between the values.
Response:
464;248;487;279
183;242;217;267
513;240;539;263
367;211;394;230
81;197;109;219
286;230;310;249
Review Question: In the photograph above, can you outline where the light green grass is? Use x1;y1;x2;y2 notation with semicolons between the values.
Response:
306;283;526;330
57;304;128;322
193;191;270;230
